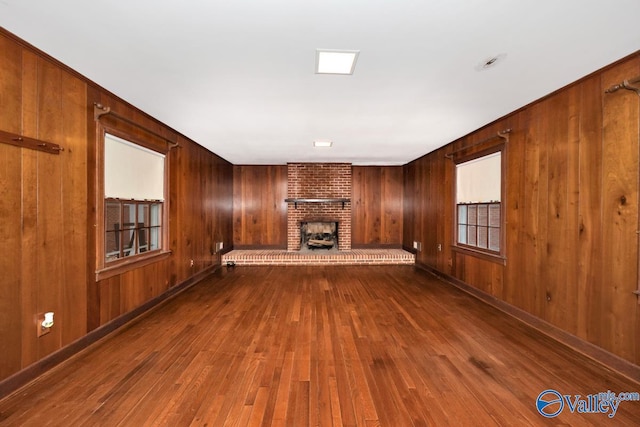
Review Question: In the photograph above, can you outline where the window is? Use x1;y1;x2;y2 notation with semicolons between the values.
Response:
457;202;500;251
103;133;166;265
105;199;162;262
455;150;502;254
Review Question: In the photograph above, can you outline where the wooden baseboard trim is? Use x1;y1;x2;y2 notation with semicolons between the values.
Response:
350;244;403;249
415;262;640;384
232;244;287;250
0;264;222;400
401;245;418;254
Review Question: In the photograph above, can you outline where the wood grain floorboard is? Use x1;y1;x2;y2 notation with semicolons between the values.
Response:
0;265;639;426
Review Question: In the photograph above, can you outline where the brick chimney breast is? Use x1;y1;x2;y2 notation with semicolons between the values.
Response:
287;163;351;251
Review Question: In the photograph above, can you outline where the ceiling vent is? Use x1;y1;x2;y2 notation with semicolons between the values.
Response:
476;53;507;71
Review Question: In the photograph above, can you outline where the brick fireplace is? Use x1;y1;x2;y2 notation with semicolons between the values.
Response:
286;163;351;251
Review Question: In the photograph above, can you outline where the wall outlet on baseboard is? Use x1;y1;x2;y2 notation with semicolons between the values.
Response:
215;242;224;253
413;241;422;251
37;312;53;337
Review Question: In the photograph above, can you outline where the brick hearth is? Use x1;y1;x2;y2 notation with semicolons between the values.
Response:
222;249;415;266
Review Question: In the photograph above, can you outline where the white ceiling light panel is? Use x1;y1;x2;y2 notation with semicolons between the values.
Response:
315;49;360;75
313;140;333;147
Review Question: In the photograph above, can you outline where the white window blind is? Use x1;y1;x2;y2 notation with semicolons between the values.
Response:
456;152;501;203
104;133;165;201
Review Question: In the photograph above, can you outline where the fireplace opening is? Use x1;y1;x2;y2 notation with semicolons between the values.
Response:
300;221;338;251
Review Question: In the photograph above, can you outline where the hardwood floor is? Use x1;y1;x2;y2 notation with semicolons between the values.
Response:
1;266;639;426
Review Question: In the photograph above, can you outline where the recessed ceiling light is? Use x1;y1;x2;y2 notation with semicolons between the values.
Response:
313;140;333;147
316;49;360;75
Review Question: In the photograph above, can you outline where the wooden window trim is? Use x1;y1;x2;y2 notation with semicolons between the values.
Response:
95;125;171;281
451;142;506;261
451;245;507;265
96;250;172;281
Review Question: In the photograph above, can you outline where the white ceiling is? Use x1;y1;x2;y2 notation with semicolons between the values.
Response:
1;0;639;165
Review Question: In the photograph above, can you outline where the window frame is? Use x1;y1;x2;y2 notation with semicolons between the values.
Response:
452;144;506;264
95;125;171;281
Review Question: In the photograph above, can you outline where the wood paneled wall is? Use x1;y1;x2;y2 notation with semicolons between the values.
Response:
231;165;404;248
404;53;640;366
0;29;233;382
0;35;89;377
233;165;288;248
352;166;403;247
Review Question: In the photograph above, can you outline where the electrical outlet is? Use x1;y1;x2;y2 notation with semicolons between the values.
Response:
37;313;51;337
215;241;224;253
437;243;442;252
190;259;194;267
413;241;422;251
